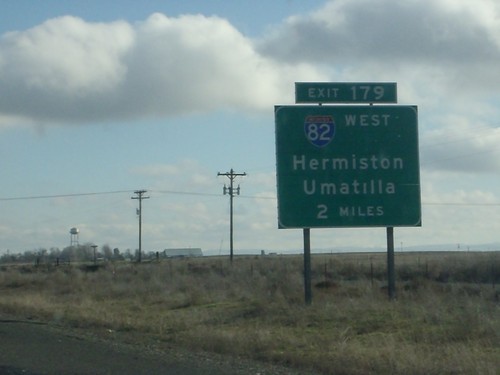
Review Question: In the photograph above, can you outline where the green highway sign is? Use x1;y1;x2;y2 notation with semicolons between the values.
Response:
275;105;421;228
295;82;397;103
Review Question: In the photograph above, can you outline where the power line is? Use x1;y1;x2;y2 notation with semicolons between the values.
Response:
419;123;500;168
423;202;500;206
0;190;132;201
2;188;500;207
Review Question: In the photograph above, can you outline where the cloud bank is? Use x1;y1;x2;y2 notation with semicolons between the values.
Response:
0;13;321;124
259;0;500;89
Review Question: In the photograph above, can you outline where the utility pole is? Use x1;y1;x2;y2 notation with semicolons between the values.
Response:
217;169;246;263
131;190;149;263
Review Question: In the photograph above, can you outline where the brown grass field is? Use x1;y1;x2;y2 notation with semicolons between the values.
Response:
1;251;499;374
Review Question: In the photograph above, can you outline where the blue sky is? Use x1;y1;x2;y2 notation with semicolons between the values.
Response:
2;0;500;255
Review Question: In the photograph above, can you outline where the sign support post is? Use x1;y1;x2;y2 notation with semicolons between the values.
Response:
386;227;396;300
303;228;312;305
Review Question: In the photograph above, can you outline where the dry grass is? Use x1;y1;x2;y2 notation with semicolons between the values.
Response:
0;252;499;374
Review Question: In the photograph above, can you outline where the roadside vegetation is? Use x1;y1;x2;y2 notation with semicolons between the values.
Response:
0;251;499;374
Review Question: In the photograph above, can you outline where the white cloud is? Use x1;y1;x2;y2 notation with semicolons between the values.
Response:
261;0;500;62
0;16;134;123
258;0;500;91
2;16;133;93
0;13;322;125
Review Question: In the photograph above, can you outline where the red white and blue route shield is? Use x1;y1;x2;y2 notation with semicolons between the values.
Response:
304;115;335;148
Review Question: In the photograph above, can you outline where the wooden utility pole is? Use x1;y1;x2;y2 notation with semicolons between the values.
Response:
131;190;149;262
217;169;246;263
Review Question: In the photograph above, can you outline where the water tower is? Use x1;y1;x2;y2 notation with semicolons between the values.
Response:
70;227;79;246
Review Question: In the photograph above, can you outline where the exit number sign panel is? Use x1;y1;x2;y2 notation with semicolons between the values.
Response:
295;82;397;103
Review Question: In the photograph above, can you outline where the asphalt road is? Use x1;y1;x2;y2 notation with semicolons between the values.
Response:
0;318;220;374
0;317;306;375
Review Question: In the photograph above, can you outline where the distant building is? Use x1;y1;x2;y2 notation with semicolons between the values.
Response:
163;248;203;258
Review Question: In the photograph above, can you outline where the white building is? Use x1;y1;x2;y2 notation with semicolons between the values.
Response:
163;248;203;258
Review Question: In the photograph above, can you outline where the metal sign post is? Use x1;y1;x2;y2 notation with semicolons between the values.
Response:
387;227;396;300
303;228;312;305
